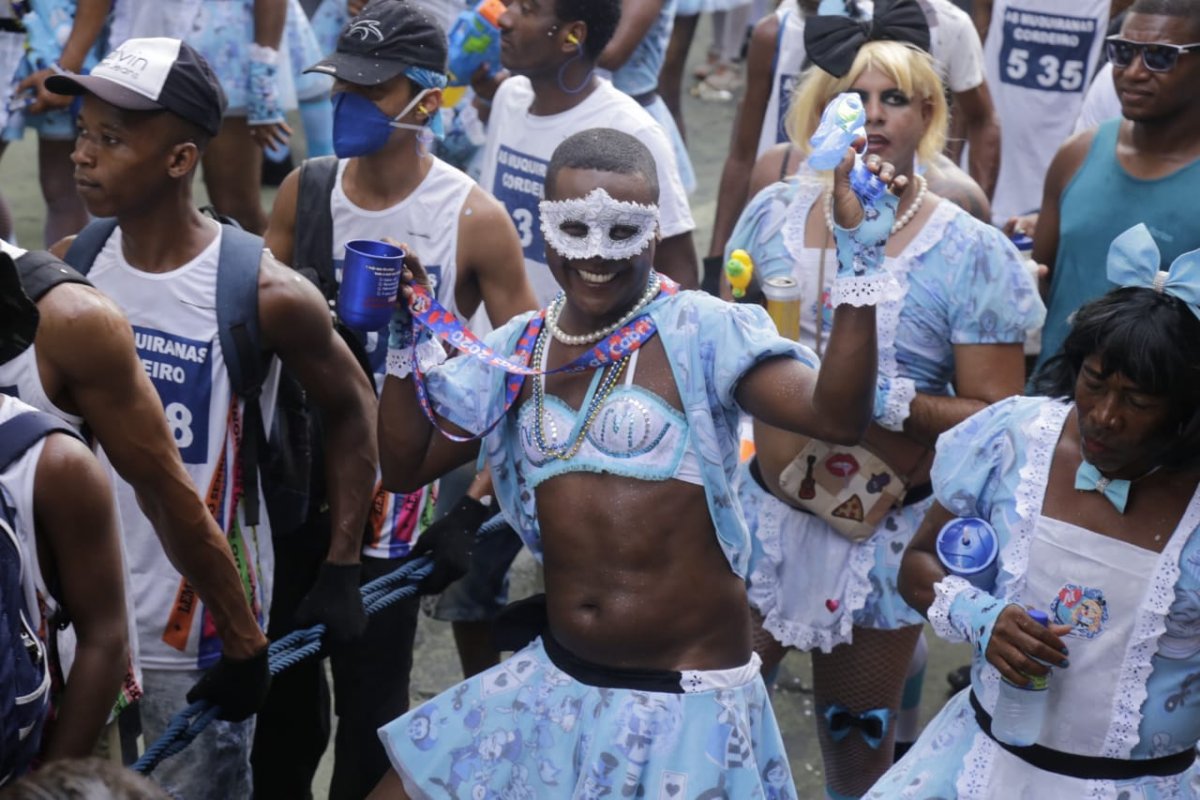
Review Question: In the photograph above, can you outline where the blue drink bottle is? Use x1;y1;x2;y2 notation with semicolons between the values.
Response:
446;0;505;87
808;92;889;206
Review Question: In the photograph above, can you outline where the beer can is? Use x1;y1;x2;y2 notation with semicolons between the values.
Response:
762;276;803;342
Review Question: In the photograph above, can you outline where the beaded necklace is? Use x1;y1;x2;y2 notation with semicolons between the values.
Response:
531;320;631;460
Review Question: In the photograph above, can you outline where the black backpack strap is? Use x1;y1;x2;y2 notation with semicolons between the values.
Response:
14;251;92;303
214;224;270;527
0;411;82;470
62;218;120;276
294;155;340;302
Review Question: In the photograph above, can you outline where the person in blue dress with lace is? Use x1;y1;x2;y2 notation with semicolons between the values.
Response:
370;126;912;798
867;224;1200;799
726;39;1044;799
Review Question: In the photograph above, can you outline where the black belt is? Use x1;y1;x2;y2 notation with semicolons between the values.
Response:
969;691;1195;780
542;630;688;694
747;457;932;510
630;89;659;108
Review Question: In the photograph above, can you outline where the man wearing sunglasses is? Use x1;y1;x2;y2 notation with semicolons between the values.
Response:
1029;0;1200;376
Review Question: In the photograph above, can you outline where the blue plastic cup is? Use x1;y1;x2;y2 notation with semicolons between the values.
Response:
936;517;999;590
337;239;406;331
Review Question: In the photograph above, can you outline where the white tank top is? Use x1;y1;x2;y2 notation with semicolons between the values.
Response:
759;7;809;159
329;157;468;559
88;220;280;671
982;0;1109;223
0;396;55;639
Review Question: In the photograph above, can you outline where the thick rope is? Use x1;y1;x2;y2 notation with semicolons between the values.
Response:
132;558;434;775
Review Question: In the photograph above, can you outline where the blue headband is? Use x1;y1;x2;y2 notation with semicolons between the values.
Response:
1107;224;1200;320
405;66;447;139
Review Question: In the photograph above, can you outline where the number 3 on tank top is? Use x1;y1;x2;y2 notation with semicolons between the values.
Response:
998;7;1097;93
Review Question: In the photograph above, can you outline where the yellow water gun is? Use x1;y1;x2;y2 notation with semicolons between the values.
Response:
725;250;754;299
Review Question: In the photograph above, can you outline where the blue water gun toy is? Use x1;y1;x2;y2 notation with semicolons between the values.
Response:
808;92;889;205
446;0;505;88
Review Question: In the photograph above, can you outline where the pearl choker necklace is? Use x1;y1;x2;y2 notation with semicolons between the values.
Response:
548;272;662;346
824;174;927;235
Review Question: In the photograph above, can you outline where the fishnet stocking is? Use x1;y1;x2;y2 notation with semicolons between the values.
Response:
812;625;922;798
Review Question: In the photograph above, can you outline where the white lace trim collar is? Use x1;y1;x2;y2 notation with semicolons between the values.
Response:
779;184;955;390
1102;480;1200;758
976;399;1070;711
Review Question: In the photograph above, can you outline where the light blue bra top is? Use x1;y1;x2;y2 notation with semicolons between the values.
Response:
517;348;704;490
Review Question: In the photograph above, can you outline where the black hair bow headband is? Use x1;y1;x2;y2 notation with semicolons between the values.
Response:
804;0;933;78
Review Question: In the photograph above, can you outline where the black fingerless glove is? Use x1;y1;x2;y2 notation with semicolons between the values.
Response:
410;496;491;595
295;562;369;648
185;646;270;722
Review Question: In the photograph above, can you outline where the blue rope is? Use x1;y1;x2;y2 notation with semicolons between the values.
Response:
132;559;434;775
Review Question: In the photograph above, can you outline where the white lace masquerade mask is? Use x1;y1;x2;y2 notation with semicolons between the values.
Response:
539;188;659;261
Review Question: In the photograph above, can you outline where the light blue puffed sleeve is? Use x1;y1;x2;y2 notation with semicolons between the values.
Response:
931;395;1026;520
424;312;538;436
724;182;796;285
947;219;1046;345
705;300;820;412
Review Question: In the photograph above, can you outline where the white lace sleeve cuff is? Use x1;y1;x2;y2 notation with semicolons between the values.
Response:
386;338;447;380
929;575;974;643
876;376;917;432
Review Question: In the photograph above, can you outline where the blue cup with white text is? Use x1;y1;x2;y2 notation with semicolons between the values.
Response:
936;517;999;590
338;239;407;331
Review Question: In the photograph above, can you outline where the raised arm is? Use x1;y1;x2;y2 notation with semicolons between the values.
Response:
456;186;539;327
737;151;906;444
597;0;665;72
379;254;483;494
37;284;269;664
33;433;127;761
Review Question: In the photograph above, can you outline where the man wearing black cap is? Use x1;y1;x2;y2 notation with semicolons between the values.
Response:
256;2;535;796
44;37;378;798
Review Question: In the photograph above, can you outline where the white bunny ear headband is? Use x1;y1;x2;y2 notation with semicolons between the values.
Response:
539;188;660;261
1107;223;1200;319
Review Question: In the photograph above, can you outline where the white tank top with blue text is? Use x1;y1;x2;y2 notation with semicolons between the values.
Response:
330;156;469;558
88;220;280;671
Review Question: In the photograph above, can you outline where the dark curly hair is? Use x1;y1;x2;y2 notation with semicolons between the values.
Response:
1032;286;1200;469
546;128;661;203
554;0;621;60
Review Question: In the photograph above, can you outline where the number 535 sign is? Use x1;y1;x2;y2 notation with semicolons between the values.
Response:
999;7;1099;94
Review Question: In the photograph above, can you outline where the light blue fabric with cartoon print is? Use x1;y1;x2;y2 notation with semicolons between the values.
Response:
727;179;1045;394
731;179;1044;650
424;289;818;580
3;0;104;141
379;637;796;799
868;396;1200;798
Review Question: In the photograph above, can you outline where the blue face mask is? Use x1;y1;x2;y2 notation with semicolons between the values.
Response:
331;89;434;158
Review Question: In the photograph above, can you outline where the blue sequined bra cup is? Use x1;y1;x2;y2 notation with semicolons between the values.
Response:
517;349;704;489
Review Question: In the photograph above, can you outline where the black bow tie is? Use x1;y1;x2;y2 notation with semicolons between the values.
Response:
804;0;933;78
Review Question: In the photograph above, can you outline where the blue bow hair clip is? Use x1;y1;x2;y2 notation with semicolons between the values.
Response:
1107;224;1200;320
823;704;892;749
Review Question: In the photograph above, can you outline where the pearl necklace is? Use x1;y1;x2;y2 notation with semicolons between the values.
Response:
548;272;661;346
824;174;927;235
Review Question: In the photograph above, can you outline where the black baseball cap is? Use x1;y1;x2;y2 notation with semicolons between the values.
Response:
305;0;448;87
46;38;226;136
